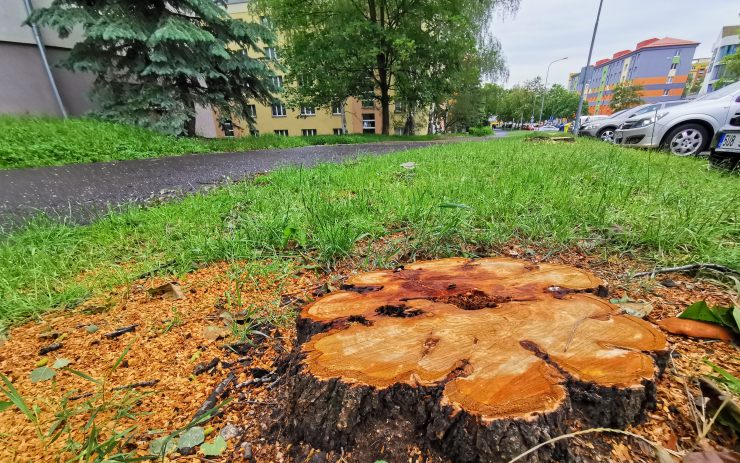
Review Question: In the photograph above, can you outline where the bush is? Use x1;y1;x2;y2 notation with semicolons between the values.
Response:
468;126;493;137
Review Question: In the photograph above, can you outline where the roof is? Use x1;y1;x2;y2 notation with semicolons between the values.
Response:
637;37;699;49
589;37;699;70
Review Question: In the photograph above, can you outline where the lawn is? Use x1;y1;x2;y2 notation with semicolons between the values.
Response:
0;135;737;330
0;116;439;169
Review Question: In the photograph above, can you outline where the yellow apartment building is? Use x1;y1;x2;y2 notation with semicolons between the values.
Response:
197;1;427;138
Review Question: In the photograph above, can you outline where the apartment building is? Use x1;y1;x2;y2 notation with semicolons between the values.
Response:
569;37;698;115
686;58;710;95
219;1;424;138
699;25;739;94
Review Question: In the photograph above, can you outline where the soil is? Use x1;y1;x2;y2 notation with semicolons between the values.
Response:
0;244;737;462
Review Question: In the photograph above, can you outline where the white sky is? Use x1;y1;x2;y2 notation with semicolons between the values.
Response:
489;0;740;88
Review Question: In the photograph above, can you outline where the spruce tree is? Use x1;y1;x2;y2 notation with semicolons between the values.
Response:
29;0;276;136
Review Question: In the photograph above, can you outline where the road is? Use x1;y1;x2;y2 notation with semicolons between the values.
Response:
1;138;497;227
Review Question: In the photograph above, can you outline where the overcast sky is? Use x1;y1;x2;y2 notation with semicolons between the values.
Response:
489;0;740;88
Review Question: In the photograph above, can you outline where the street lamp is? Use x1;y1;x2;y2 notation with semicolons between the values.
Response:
538;57;568;124
574;0;605;134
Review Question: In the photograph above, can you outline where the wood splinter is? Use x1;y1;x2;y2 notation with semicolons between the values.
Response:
284;257;668;463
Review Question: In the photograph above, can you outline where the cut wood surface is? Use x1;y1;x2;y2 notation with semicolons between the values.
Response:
286;258;668;462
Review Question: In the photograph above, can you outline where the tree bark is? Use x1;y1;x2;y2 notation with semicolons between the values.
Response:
283;258;668;462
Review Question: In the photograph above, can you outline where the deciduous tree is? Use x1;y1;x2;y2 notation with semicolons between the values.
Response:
257;0;518;135
610;82;644;113
29;0;276;136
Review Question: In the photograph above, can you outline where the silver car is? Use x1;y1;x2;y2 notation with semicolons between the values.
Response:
614;81;740;156
580;101;688;142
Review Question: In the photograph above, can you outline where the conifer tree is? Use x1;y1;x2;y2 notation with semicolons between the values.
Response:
29;0;276;136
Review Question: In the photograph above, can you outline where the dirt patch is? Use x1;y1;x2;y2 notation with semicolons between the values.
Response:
0;246;737;462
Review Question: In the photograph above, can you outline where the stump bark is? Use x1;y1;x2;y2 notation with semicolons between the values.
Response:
284;258;667;462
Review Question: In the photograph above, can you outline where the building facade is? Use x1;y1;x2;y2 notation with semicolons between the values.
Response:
218;1;425;138
699;25;739;94
0;0;94;116
568;37;698;115
686;58;710;96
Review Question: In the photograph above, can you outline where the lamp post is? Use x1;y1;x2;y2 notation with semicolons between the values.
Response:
538;57;568;124
574;0;605;134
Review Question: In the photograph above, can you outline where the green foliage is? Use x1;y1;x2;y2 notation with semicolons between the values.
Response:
28;0;276;135
542;84;580;120
1;137;738;329
610;82;644;113
468;126;493;137
679;301;739;333
257;0;518;134
0;116;438;169
715;47;740;90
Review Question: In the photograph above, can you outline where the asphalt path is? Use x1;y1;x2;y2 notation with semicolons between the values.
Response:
0;136;503;227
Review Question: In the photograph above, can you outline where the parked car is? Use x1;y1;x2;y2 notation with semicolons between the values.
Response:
580;101;688;142
709;107;740;169
613;81;740;156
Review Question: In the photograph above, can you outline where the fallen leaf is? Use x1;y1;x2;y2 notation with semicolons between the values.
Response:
52;358;71;369
201;435;227;456
203;325;230;342
148;282;185;300
177;426;205;450
149;437;177;456
619;301;654;318
85;325;99;333
30;367;56;383
683;451;740;463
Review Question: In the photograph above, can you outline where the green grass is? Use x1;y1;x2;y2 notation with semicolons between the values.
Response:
0;136;737;330
0;116;439;169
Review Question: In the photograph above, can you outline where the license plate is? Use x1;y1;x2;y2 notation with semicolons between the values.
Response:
717;132;740;152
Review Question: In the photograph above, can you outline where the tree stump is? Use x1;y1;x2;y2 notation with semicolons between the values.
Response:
285;258;667;462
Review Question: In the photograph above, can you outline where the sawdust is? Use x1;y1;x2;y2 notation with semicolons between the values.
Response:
0;244;738;462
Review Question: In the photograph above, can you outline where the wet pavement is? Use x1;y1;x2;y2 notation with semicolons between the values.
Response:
0;139;477;227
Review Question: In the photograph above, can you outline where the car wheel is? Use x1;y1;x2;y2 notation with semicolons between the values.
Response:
597;127;615;143
662;124;709;156
708;150;740;171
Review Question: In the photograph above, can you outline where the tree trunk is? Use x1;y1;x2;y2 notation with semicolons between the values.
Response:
283;258;667;462
403;108;414;135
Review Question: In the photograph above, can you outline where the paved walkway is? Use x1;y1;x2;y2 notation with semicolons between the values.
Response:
1;137;501;227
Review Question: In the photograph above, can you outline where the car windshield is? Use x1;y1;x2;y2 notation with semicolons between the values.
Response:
626;104;661;118
694;81;740;101
609;109;628;118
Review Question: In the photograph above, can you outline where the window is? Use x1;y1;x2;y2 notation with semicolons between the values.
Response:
265;47;278;60
662;89;670;96
300;106;316;116
332;103;343;115
271;102;287;117
362;98;374;108
250;128;260;137
670;62;678;70
221;119;235;137
333;128;344;135
271;75;284;88
302;129;317;136
666;76;673;84
394;101;406;113
674;49;681;56
247;104;257;118
274;129;289;136
362;113;375;134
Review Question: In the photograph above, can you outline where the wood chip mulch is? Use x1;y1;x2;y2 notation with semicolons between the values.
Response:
0;245;738;462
